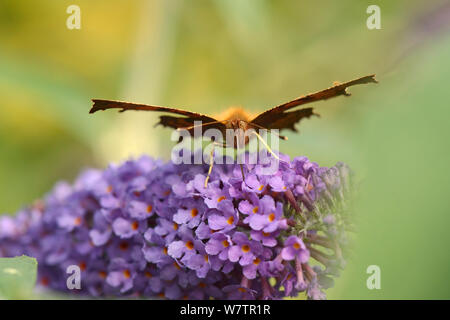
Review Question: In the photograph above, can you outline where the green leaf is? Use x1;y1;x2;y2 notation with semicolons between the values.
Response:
0;255;37;299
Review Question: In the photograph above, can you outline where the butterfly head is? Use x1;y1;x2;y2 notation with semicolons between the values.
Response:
227;119;248;131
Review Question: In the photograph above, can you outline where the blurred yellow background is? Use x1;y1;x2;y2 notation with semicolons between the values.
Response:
1;0;450;299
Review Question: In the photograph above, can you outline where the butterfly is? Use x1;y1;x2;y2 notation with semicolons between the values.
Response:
90;74;377;185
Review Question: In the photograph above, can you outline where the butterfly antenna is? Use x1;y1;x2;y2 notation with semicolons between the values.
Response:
248;122;288;141
251;130;281;161
178;120;228;131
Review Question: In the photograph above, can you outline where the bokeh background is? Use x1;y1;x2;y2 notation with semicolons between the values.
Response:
1;0;450;299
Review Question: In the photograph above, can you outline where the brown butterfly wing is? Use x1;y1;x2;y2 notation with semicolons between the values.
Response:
90;99;223;132
250;108;318;132
250;74;377;130
156;115;227;137
156;115;197;130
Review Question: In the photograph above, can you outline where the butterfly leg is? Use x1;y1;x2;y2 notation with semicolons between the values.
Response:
204;140;236;187
251;131;280;160
240;163;245;181
204;146;215;188
204;141;225;188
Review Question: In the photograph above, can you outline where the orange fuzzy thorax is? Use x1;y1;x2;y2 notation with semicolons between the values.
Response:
216;106;253;122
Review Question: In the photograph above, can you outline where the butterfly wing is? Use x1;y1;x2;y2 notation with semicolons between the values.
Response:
250;74;377;130
90;99;222;132
250;108;318;132
156;115;228;137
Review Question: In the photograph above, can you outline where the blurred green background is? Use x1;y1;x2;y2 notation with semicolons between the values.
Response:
1;0;449;299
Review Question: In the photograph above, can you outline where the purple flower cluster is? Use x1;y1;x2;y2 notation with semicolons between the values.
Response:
0;152;353;299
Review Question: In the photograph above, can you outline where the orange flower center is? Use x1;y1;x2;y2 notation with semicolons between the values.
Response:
123;269;131;279
98;271;107;279
119;242;129;251
79;261;86;271
146;205;153;213
40;277;49;286
268;213;275;222
258;185;264;191
173;223;178;230
163;247;168;255
253;258;261;265
217;196;226;202
262;232;270;237
186;241;194;250
293;242;300;250
238;287;247;293
191;208;198;217
131;221;139;230
242;244;250;253
145;271;152;278
74;217;82;226
252;207;259;214
227;216;235;225
222;240;229;248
